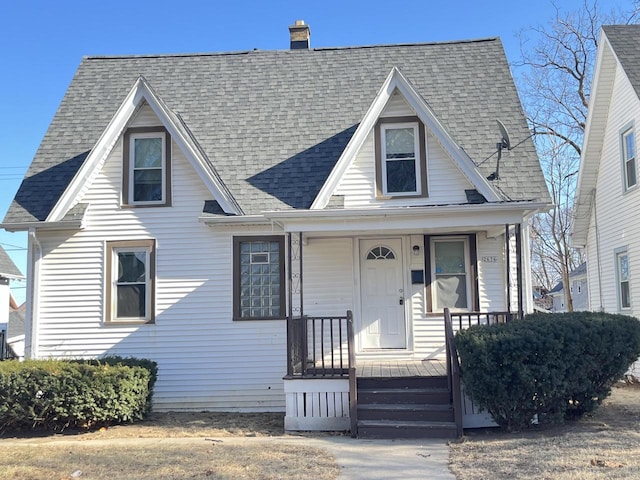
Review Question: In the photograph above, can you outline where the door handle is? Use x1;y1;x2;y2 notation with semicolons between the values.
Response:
399;297;404;305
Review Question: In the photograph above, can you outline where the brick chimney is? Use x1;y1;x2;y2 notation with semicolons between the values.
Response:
289;20;310;50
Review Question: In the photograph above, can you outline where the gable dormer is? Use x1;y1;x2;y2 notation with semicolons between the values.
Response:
45;77;242;223
312;68;501;210
374;93;428;199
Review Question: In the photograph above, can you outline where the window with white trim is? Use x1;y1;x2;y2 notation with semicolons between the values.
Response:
123;127;171;206
106;240;155;323
616;248;631;310
375;117;427;198
233;236;285;320
431;237;471;311
622;128;637;191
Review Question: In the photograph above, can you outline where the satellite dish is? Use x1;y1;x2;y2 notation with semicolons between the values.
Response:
497;119;512;150
487;120;512;181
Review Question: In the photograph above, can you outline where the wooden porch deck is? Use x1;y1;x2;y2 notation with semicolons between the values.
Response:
356;359;447;378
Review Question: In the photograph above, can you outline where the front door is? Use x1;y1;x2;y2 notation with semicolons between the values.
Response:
359;238;407;349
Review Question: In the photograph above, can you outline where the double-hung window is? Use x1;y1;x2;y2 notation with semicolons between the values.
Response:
106;240;156;323
233;236;285;320
622;127;637;191
616;248;631;310
123;127;171;206
375;117;427;198
424;234;478;313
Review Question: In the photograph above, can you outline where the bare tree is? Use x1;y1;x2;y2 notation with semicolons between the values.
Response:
517;0;640;311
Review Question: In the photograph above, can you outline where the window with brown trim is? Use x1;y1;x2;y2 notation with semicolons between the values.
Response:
425;234;478;313
106;239;156;324
123;127;172;206
233;236;286;320
374;116;427;198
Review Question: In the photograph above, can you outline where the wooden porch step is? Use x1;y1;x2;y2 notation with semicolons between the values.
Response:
357;375;448;390
357;419;458;439
357;387;450;405
358;403;454;422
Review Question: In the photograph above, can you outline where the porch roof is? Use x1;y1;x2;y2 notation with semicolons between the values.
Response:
200;201;549;235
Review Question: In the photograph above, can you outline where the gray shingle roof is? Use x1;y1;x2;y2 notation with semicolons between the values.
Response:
8;306;25;338
4;38;550;223
604;25;640;98
0;245;22;278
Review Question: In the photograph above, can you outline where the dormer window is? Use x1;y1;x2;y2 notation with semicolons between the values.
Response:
375;117;427;198
123;127;172;206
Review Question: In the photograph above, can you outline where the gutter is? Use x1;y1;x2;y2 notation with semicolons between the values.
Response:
198;214;275;226
266;201;552;220
25;228;42;359
1;219;84;233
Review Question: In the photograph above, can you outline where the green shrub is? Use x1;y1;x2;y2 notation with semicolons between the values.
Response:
0;357;157;433
456;312;640;431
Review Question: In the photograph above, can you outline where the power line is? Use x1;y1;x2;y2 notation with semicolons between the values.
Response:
0;242;27;251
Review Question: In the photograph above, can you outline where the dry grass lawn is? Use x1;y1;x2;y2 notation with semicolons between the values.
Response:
0;413;341;480
450;382;640;479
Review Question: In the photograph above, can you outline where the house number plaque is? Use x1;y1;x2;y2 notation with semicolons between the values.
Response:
481;256;498;263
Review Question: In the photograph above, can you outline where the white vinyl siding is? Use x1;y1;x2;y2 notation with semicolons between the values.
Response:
476;233;507;313
584;63;640;317
334;91;474;207
303;238;355;317
33;107;287;412
335;130;473;207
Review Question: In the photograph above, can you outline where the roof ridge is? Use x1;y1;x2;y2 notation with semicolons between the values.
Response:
82;37;500;61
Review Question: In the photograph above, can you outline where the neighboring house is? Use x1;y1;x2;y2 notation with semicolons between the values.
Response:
533;286;553;311
7;300;26;359
547;281;566;312
0;245;24;358
547;263;588;312
2;22;550;432
573;25;640;318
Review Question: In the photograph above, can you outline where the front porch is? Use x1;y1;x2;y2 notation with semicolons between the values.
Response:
280;214;528;437
357;358;447;377
284;310;508;437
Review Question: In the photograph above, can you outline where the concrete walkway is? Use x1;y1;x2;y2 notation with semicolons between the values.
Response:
291;436;455;480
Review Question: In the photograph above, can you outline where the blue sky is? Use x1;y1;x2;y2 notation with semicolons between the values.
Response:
0;0;629;303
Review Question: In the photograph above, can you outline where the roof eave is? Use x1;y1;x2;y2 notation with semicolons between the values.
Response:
1;219;84;232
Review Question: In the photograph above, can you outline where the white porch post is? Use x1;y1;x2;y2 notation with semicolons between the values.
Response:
25;228;41;359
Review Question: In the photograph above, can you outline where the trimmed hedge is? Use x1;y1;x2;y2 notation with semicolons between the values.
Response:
456;312;640;431
0;356;157;433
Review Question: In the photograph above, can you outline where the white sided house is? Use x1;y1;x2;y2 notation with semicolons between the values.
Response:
574;26;640;317
2;23;551;438
573;25;640;377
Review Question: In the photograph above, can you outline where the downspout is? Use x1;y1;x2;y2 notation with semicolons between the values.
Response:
25;228;42;359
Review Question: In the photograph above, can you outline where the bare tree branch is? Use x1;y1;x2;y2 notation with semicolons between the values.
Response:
517;0;639;311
